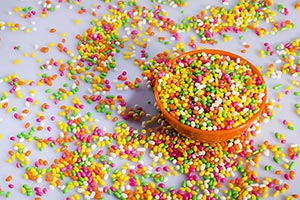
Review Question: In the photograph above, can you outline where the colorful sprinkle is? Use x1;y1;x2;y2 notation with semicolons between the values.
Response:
0;1;299;200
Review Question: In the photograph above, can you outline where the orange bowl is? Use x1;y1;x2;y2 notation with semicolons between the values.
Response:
154;49;267;143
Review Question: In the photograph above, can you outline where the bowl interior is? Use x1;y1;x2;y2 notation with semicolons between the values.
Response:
154;49;267;143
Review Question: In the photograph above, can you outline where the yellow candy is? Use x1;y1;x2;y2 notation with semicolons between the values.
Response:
13;60;21;64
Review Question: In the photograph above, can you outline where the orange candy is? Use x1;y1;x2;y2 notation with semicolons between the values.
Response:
5;176;12;182
49;28;56;33
40;47;49;53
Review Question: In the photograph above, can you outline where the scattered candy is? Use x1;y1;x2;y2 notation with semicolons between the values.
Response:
0;1;299;200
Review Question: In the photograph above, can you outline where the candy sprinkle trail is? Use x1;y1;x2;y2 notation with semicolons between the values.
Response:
0;0;300;200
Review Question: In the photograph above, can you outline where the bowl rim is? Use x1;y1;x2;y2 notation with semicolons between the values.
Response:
153;49;268;140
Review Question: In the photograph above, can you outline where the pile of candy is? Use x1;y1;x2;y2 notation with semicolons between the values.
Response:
156;51;266;130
